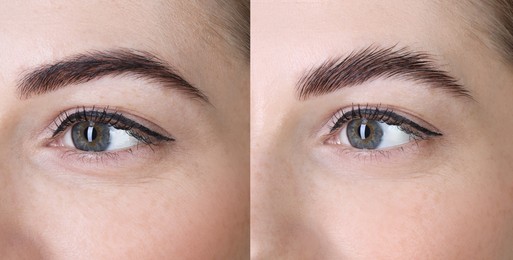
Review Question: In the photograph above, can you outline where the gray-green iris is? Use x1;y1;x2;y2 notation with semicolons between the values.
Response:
346;119;383;149
72;121;111;151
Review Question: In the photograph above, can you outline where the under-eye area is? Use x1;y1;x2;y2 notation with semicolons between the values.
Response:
45;106;174;163
322;104;442;159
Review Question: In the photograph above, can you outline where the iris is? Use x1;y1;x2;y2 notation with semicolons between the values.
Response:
346;119;383;149
71;121;111;151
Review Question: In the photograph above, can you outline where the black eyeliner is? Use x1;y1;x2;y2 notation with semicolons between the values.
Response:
330;105;442;137
51;107;174;143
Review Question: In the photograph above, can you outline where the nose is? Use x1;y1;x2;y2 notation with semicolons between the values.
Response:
251;136;330;259
251;140;291;258
0;92;46;257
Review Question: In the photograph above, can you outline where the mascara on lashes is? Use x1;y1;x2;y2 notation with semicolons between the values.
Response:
52;108;174;144
329;105;442;138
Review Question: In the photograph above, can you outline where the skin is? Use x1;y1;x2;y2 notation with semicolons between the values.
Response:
0;0;248;259
252;0;513;259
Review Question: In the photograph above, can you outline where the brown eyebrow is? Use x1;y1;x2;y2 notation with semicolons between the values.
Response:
296;45;472;100
17;49;209;102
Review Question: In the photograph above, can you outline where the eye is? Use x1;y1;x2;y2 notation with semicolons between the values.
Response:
62;121;138;152
51;107;174;152
326;105;442;150
338;118;413;149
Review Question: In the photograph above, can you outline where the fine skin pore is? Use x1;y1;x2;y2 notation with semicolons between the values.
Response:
0;0;249;259
252;0;513;259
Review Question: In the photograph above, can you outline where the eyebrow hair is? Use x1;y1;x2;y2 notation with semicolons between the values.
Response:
296;45;472;100
17;49;209;102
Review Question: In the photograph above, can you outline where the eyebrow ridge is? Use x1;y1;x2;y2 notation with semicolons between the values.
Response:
297;45;472;100
18;49;209;102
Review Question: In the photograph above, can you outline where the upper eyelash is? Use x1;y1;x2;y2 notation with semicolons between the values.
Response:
328;104;442;138
51;107;174;145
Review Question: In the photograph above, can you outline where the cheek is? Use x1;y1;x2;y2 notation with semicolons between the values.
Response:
12;158;248;259
309;167;513;259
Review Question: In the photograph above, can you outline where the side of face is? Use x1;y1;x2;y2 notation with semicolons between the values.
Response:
0;0;248;259
251;0;513;258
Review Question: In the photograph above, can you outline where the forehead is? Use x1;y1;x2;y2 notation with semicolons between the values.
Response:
0;0;232;86
252;0;485;96
253;0;472;58
0;1;198;54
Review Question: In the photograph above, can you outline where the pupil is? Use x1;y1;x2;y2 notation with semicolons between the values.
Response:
364;125;371;138
83;125;98;142
358;124;372;139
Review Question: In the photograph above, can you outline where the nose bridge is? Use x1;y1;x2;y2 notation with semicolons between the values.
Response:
0;81;40;256
0;129;16;253
251;147;288;258
251;132;292;217
0;80;13;187
0;92;13;246
251;127;309;257
0;73;16;154
0;86;17;184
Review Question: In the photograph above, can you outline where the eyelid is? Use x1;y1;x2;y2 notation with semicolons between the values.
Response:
28;106;177;178
46;106;175;154
322;104;442;145
50;106;174;140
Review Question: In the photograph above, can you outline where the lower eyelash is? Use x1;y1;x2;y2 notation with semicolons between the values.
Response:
340;141;420;161
61;148;123;163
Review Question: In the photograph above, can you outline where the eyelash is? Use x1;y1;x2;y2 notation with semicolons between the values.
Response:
51;106;173;147
327;104;441;138
323;104;442;158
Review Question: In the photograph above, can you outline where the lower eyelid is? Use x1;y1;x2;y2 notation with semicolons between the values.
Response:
33;144;166;178
323;137;429;162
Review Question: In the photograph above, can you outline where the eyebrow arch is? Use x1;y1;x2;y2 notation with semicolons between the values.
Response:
296;45;472;101
17;49;209;102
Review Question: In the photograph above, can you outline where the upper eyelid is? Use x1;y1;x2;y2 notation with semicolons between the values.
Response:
327;105;393;131
329;106;396;133
50;108;174;141
326;105;442;137
52;110;124;136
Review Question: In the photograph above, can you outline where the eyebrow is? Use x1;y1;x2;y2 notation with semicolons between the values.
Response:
296;45;472;100
17;49;209;102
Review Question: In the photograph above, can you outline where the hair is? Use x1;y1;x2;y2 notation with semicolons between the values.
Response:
213;0;250;61
198;0;249;63
168;0;249;63
461;0;513;64
485;0;513;63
